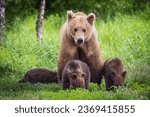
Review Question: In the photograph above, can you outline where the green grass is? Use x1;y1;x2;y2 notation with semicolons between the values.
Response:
0;10;150;99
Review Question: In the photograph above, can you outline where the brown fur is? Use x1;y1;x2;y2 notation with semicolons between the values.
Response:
57;11;103;85
18;68;58;83
102;58;127;90
61;60;90;89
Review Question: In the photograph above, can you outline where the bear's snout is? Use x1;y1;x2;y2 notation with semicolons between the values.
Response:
77;38;84;46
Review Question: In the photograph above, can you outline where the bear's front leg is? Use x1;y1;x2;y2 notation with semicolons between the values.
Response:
82;42;103;85
57;45;77;83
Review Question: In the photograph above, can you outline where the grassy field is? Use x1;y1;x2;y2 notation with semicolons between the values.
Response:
0;10;150;99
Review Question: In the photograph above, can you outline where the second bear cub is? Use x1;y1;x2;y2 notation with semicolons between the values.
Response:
102;58;126;90
18;68;58;83
62;60;91;89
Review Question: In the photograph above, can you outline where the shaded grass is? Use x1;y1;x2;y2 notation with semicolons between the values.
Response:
0;11;150;99
0;81;145;100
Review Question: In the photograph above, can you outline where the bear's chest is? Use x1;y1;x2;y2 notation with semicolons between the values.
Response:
77;47;88;63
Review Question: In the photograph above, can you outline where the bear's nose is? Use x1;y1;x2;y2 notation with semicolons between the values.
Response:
77;38;83;45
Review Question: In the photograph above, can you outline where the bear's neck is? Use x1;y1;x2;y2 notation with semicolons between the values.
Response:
77;47;87;63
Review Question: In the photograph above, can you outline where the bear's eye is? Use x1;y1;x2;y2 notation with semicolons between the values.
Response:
72;74;77;80
81;73;86;78
82;28;86;33
74;28;77;32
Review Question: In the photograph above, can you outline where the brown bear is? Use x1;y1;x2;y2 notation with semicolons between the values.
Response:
102;58;127;90
57;11;103;85
61;60;90;89
18;68;58;83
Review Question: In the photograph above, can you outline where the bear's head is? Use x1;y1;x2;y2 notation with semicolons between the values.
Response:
112;71;126;86
66;11;95;46
62;60;88;89
69;71;86;89
106;71;127;90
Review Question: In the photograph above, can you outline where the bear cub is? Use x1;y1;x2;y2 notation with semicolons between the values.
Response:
18;68;58;83
102;58;126;90
62;60;91;90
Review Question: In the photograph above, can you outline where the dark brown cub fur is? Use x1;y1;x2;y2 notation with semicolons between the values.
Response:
18;68;58;83
62;60;91;90
102;58;126;90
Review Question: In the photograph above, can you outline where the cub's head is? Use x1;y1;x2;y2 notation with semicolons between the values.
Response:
107;70;126;90
69;72;86;89
66;11;95;46
111;70;126;86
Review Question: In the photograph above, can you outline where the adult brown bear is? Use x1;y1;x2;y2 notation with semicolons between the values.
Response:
57;11;103;85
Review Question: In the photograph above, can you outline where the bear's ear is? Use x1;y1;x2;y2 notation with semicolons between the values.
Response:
87;13;95;25
67;10;75;22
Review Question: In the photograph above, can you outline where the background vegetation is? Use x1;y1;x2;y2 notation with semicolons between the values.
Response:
0;0;150;99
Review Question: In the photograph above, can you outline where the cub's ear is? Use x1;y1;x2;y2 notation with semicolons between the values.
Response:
67;10;75;22
122;71;127;79
87;13;95;25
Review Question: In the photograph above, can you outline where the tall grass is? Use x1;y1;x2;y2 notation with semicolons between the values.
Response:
0;10;150;99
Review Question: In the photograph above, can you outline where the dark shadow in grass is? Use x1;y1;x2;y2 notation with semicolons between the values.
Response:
0;66;23;80
0;66;15;76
